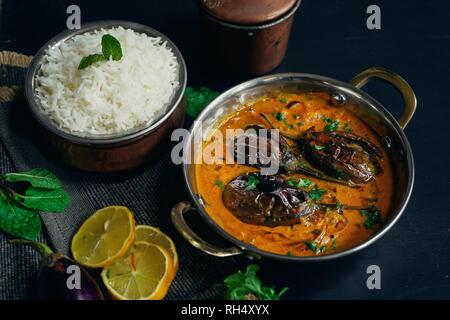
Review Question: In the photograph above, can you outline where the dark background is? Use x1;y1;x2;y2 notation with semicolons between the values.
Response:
1;0;449;299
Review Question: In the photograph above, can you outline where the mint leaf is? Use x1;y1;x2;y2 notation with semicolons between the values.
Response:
0;168;68;240
78;53;106;70
185;87;220;118
4;168;61;189
0;191;41;240
78;34;123;70
101;34;123;61
19;187;69;213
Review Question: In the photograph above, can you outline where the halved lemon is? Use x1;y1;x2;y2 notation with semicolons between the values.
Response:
101;241;174;300
135;225;179;271
71;206;135;268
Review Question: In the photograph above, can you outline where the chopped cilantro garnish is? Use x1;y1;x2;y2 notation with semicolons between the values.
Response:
304;241;317;252
293;114;300;120
305;241;327;255
335;168;344;179
322;117;339;132
288;178;313;189
278;97;289;103
297;122;304;127
343;122;353;133
214;179;225;190
360;206;382;229
273;112;286;122
298;160;308;168
318;246;327;254
309;188;326;200
331;238;337;250
313;144;325;150
246;175;260;190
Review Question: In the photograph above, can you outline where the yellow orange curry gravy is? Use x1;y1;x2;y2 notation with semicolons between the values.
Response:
196;92;393;256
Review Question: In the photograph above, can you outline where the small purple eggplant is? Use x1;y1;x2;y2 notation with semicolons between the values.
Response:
234;114;384;187
10;240;104;300
223;173;318;227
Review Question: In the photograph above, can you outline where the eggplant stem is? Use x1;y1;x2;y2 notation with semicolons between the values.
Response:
318;203;368;211
9;239;54;256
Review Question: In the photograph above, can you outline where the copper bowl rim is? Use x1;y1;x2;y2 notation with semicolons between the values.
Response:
199;0;301;30
25;20;187;146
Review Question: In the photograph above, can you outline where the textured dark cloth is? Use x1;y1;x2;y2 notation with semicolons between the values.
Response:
0;63;239;300
0;140;49;299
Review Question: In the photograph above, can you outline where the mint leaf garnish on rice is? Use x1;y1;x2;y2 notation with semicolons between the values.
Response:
78;53;106;70
102;34;123;61
78;34;123;70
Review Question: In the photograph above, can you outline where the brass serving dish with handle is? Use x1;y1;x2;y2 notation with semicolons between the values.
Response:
172;67;416;262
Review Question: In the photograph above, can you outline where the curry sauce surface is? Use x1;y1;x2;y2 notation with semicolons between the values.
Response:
196;93;393;256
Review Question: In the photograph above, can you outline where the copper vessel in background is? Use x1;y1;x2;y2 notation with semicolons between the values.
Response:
199;0;301;75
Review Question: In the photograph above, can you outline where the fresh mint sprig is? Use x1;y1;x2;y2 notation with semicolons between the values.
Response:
0;168;69;240
185;87;220;118
78;34;123;70
4;168;61;189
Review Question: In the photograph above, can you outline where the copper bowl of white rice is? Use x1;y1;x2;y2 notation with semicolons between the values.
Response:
25;21;187;172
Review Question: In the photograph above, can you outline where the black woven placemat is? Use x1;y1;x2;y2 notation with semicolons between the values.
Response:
0;51;239;300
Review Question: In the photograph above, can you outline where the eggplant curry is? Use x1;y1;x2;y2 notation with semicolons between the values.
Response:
196;92;393;256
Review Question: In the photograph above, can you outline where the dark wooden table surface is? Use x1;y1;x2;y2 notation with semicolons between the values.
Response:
1;0;449;299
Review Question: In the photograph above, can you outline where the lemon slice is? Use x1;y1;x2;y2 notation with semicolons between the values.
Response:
71;206;135;268
135;225;179;271
101;241;174;300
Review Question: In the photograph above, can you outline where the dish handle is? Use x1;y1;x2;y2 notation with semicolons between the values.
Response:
350;67;417;129
171;201;243;257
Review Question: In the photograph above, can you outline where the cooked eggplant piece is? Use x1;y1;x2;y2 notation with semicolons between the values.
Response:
240;114;384;186
222;173;318;227
231;123;379;186
231;124;301;173
298;129;383;185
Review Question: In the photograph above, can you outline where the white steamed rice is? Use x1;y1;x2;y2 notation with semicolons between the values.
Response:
35;26;179;136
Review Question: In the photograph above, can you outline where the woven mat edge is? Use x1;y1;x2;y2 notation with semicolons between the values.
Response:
0;51;32;102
